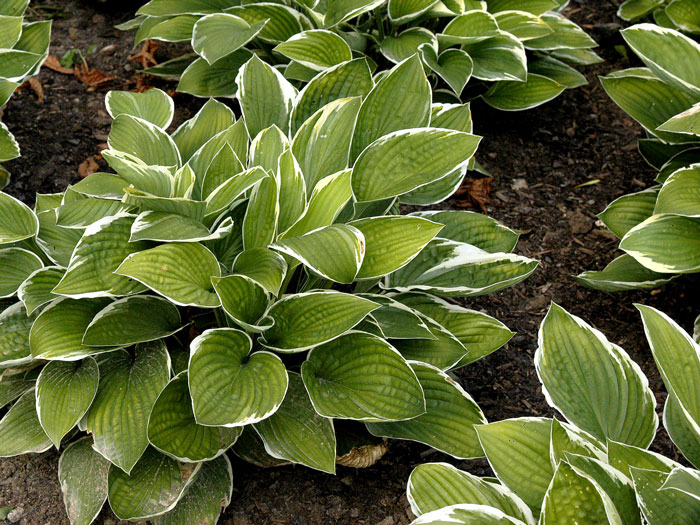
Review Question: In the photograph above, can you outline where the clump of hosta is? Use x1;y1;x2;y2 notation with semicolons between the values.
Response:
0;54;537;523
406;303;700;525
0;0;51;187
122;0;598;110
618;0;700;34
576;22;700;292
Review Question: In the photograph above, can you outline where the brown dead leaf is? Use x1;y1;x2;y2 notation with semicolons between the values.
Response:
43;55;74;75
129;40;160;69
27;77;44;102
78;156;100;179
453;176;492;213
75;63;117;90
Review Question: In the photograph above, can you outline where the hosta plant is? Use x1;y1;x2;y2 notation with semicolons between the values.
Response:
0;54;538;523
618;0;700;34
122;0;599;111
0;0;51;187
576;23;700;291
406;303;700;524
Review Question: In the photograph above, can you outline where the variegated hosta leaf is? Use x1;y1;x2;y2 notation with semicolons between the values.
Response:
101;150;174;198
260;291;379;352
86;343;170;474
172;98;235;163
212;275;270;331
236;55;296;139
301;331;425;421
661;467;700;501
232;427;290;468
177;49;253;97
56;195;132;229
483;74;566;111
323;0;386;27
0;302;37;368
36;209;82;267
30;298;114;361
189;328;288;427
242;174;279;250
36;357;99;448
115;242;221;307
148;373;242;462
204;166;267;220
350;54;431;162
598;187;659;239
388;0;439;24
82;295;182;346
130;211;233;243
386;239;538;297
620;214;700;273
349;216;443;279
352;128;479;202
359;294;434;340
540;461;619;524
108;114;181;168
475;417;554;511
381;27;437;64
253;372;336;473
658;103;700;135
0;389;51;457
107;447;201;521
249;125;288;173
69;173;130;201
152;455;233;525
575;253;675;292
631;467;700;524
655;167;700;215
438;10;501;46
664;394;700;469
276;149;307;232
200;143;244;199
0;375;34;409
0;247;43;298
607;440;680;479
411;504;528;525
420;44;473;95
464;32;527;82
231;248;288;296
52;214;148;298
549;418;607;466
274;30;352;71
192;13;266;65
0;191;38;243
272;224;365;284
105;88;174;129
407;463;534;523
58;437;111;525
367;361;486;458
536;303;658;448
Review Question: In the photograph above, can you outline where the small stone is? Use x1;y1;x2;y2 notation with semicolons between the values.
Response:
100;44;117;56
511;178;528;191
7;507;24;523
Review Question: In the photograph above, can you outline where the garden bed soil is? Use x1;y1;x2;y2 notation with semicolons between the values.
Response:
1;1;697;523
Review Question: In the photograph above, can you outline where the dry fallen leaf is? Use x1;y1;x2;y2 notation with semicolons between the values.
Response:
454;176;493;213
78;156;100;179
75;63;117;90
43;55;74;75
129;40;159;69
27;77;44;102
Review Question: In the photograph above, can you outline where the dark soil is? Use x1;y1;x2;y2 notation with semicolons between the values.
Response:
1;0;698;524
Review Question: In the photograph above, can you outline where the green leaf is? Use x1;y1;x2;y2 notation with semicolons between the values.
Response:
438;10;500;45
101;150;173;198
172;99;235;163
529;56;587;88
525;14;597;50
261;291;378;352
254;373;336;473
290;58;373;135
58;437;111;525
53;214;148;298
0;191;38;244
36;210;82;267
0;123;20;162
228;3;310;43
661;466;700;500
200;143;245;200
204;167;267;220
272;224;365;283
407;463;534;523
420;44;473;95
388;0;439;23
105;89;174;129
536;304;658;447
0;247;42;298
367;361;486;458
70;173;130;200
666;0;700;34
189;328;288;426
138;0;239;16
276;149;307;232
177;49;253;97
410;210;518;253
36;358;99;448
324;0;386;27
134;15;199;46
232;248;288;296
655;166;700;215
476;417;554;510
275;30;352;71
575;253;674;292
386;239;538;297
349;216;443;279
540;461;616;524
243;174;279;250
381;27;437;64
495;10;553;40
192;13;266;65
249;125;289;173
212;275;270;331
483;74;566;111
599;187;659;238
115;243;221;307
621;214;700;273
631;467;700;524
0;389;51;456
236;55;297;138
350;54;431;162
0;15;22;49
0;302;37;367
107;447;201;520
464;32;527;82
302;331;424;421
622;23;700;97
664;394;700;468
410;504;529;524
108;115;181;168
130;211;232;243
30;298;112;361
151;455;233;525
618;0;664;21
148;373;241;462
607;440;679;478
0;376;34;409
292;97;362;192
658;103;700;135
86;344;170;473
82;295;181;347
352;128;480;202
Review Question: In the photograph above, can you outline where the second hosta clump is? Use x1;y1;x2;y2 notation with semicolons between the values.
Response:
0;55;536;523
